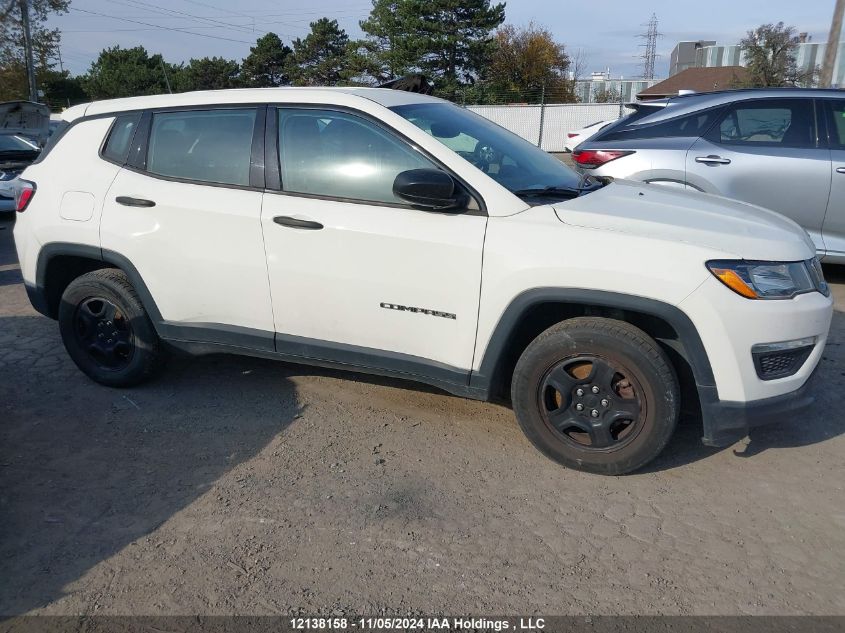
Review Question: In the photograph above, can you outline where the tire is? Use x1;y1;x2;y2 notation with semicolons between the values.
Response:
511;317;679;475
58;268;165;387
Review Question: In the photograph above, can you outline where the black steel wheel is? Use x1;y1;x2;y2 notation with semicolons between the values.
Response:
539;355;645;451
73;297;135;371
59;269;165;387
511;317;679;475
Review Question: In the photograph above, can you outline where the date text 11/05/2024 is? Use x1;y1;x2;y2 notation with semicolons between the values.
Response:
290;617;546;631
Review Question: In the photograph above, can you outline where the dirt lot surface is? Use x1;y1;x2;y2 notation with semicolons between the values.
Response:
1;215;844;616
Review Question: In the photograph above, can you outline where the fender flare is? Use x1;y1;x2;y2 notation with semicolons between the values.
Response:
469;287;717;399
33;242;164;322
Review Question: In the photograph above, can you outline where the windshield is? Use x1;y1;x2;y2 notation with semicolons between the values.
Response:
391;102;584;196
0;135;39;152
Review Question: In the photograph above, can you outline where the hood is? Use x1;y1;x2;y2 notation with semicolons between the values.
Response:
553;179;816;261
0;101;51;146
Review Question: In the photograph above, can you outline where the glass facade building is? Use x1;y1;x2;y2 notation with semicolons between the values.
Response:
690;41;844;87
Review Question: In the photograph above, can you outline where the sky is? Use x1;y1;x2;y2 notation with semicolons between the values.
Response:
50;0;836;78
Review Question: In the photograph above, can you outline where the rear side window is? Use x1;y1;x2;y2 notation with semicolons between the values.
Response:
709;99;816;148
146;109;256;186
600;108;721;141
825;100;845;149
102;113;141;163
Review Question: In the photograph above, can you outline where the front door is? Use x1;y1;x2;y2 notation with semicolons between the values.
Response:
685;98;831;253
260;107;487;377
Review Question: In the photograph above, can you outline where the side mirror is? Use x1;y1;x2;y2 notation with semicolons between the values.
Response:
393;168;463;211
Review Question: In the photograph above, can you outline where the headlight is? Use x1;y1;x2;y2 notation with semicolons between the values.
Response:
707;259;829;299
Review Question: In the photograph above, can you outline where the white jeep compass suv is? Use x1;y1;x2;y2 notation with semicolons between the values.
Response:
13;88;834;474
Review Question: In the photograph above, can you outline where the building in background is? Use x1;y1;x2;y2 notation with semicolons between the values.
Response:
669;40;715;75
669;37;844;87
574;70;659;103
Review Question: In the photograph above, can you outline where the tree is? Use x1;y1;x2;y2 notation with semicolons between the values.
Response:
740;22;816;87
487;23;574;103
357;0;415;83
39;69;86;108
82;46;174;100
357;0;505;97
173;56;240;92
0;0;69;101
285;18;349;86
242;33;292;87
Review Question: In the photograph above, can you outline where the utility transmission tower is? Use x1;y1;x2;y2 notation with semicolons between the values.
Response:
638;13;661;80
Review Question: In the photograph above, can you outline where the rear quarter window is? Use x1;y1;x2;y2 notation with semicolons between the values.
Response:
102;113;142;164
599;107;723;142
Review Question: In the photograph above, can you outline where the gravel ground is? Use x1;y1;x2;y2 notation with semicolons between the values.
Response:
1;214;844;616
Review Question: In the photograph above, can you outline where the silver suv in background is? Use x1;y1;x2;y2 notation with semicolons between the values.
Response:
572;89;845;263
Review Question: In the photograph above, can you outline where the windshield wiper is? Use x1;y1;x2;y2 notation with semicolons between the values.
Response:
511;185;582;198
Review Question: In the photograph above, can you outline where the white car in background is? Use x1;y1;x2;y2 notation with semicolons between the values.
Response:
564;120;615;152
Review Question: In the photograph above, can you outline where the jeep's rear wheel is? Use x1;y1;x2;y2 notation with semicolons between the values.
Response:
59;269;165;387
511;317;679;475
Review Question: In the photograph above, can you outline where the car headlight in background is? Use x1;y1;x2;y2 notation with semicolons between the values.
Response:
707;259;830;299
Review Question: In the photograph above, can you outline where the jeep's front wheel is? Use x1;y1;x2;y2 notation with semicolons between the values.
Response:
58;269;165;387
511;317;679;475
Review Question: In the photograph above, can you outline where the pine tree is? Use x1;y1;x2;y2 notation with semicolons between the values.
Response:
242;33;292;87
357;0;505;97
285;18;349;86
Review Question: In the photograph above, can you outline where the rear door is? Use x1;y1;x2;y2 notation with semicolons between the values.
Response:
821;98;845;261
685;98;831;252
100;106;275;346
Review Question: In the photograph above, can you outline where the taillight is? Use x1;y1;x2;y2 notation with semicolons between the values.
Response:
572;149;634;169
15;180;35;213
567;133;578;138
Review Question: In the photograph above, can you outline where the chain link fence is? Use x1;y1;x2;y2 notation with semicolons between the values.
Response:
467;102;631;152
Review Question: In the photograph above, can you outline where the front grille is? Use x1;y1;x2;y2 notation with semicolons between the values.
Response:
752;346;813;381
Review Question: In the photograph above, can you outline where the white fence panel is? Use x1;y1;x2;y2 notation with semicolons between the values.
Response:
467;102;629;152
539;103;625;151
466;104;543;145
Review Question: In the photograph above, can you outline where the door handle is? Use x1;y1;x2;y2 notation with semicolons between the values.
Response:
695;155;731;165
273;215;323;230
836;167;845;174
115;196;156;207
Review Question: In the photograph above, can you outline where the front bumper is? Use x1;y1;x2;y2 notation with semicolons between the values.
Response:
698;364;819;447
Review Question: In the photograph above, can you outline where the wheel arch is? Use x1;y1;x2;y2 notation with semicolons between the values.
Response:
33;243;163;323
471;289;717;410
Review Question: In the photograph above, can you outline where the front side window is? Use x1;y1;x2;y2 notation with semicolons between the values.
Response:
391;102;585;197
147;109;256;186
277;108;436;204
711;99;816;148
102;113;141;163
